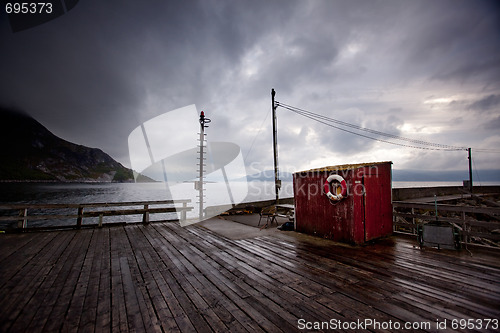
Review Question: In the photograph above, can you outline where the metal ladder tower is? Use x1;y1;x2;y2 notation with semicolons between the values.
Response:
197;111;211;220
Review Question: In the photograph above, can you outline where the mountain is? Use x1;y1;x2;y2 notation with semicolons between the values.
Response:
0;107;138;182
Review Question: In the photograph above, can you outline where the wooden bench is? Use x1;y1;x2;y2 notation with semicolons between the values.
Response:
258;205;295;229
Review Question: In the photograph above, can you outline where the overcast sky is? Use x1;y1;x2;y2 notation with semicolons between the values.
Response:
1;0;499;178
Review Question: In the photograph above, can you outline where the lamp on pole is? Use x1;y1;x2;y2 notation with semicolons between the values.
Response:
198;111;211;220
468;148;473;193
272;88;281;204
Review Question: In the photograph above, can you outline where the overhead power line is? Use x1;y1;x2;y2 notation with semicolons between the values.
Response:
276;102;470;151
469;148;500;154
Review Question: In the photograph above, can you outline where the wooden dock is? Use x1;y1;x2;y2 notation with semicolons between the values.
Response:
1;220;499;332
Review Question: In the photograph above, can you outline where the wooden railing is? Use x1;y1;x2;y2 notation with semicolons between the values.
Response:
0;199;192;230
393;201;500;249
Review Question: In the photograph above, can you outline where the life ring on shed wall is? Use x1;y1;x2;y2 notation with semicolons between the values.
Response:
324;174;347;201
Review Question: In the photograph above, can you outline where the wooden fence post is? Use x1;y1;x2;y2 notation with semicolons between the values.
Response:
18;208;27;229
411;208;415;235
392;206;395;233
462;210;467;247
143;204;149;224
77;206;83;229
181;202;187;221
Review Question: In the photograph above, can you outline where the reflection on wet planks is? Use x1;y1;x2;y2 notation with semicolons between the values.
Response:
0;222;499;332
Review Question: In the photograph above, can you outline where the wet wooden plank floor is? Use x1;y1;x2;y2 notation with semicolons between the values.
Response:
1;222;499;332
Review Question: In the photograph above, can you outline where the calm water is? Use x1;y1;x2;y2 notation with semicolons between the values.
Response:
0;182;282;205
0;182;172;204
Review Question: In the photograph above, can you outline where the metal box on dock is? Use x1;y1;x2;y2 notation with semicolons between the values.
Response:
293;161;393;245
418;222;461;250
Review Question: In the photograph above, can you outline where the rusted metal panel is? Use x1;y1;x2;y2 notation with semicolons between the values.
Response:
293;161;392;244
363;163;393;242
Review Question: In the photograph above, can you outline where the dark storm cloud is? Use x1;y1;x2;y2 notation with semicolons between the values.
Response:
1;0;499;172
0;1;155;159
0;0;298;165
398;0;500;85
468;94;500;112
483;116;500;131
400;149;469;171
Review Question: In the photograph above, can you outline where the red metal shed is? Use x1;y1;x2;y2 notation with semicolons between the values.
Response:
293;161;392;244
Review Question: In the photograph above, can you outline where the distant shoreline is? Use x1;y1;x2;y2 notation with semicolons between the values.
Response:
1;180;499;186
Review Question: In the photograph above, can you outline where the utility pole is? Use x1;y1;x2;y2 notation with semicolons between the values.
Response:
272;88;281;204
468;147;473;193
198;111;211;220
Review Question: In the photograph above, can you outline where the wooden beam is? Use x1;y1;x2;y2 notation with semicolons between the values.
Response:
393;201;500;215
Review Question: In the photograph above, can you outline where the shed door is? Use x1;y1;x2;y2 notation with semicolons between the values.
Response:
363;175;391;241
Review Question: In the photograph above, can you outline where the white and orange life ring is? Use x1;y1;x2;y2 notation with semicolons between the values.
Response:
324;174;347;201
